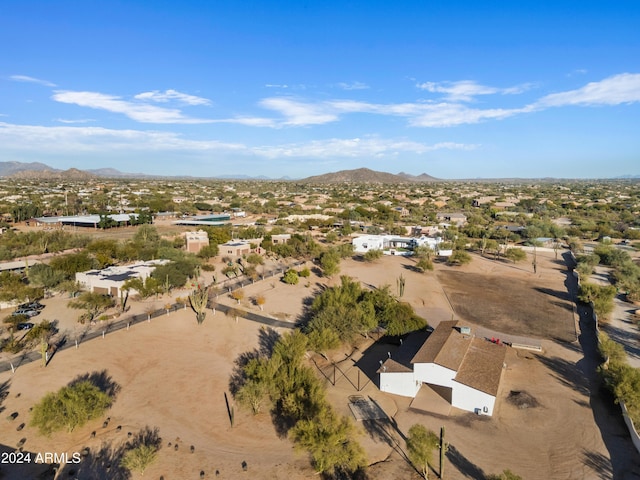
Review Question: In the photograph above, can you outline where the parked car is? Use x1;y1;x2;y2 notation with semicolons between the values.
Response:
12;309;39;317
17;322;34;330
19;301;44;310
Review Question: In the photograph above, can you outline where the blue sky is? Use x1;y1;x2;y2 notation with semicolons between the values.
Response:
1;1;639;179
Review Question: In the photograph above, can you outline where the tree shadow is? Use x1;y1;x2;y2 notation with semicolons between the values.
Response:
535;354;590;396
57;426;161;480
69;370;121;399
446;443;486;479
600;323;640;360
534;286;572;302
0;379;9;415
270;405;298;439
321;466;370;480
401;263;423;273
127;425;162;450
58;441;130;480
228;349;261;396
258;327;281;357
582;449;614;480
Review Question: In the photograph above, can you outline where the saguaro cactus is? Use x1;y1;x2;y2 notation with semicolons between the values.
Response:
439;426;448;479
397;274;406;298
189;285;209;325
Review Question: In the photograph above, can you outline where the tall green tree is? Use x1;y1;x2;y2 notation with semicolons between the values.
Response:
319;249;341;277
406;424;439;479
290;407;367;476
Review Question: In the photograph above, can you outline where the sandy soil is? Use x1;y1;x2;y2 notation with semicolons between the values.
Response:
2;248;640;479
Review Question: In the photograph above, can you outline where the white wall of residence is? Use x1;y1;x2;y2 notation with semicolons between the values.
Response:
451;381;496;416
380;362;497;415
414;362;458;389
379;371;420;397
353;234;447;255
352;235;385;253
414;236;442;249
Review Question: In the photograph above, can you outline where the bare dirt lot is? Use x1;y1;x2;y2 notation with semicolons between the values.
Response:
2;248;640;479
438;265;576;342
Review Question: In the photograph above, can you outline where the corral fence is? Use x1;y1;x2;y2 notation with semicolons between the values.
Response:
311;355;371;392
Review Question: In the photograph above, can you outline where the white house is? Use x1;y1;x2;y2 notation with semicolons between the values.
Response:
413;235;442;250
75;260;169;297
353;234;447;256
352;235;386;253
378;321;506;416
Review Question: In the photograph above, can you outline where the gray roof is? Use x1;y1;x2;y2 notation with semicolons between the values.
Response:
34;214;137;225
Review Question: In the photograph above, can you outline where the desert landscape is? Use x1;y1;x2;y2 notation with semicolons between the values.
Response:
2;247;640;479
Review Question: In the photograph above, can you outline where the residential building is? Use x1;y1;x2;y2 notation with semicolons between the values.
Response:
378;321;506;416
185;230;210;254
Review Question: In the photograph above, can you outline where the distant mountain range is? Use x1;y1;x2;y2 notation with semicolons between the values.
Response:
0;161;638;182
299;168;439;183
0;162;291;181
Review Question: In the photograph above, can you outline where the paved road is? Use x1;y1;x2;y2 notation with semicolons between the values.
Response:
590;264;640;369
564;252;640;478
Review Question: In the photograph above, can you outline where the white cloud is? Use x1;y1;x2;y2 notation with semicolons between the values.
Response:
567;69;588;77
251;136;476;159
321;99;528;127
408;103;532;127
265;84;289;88
336;81;369;90
10;75;57;87
259;97;338;125
536;73;640;107
133;89;211;106
0;122;243;153
52;91;213;124
217;117;277;127
0;122;475;160
56;118;95;124
416;80;533;102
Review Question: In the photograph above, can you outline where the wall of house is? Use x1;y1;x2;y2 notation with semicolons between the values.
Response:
352;236;384;253
379;371;420;397
451;381;496;415
414;363;458;389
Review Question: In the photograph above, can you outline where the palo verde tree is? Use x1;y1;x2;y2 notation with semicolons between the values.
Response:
30;381;113;435
577;282;617;320
283;269;299;285
234;330;367;477
406;424;439;479
319;249;341;278
290;406;367;477
68;292;115;324
121;444;159;476
504;247;527;263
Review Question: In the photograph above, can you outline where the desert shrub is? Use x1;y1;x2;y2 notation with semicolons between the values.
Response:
283;269;299;285
30;381;112;435
363;249;383;262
